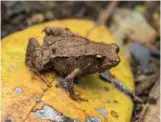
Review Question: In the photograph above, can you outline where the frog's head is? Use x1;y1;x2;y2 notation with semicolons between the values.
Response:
99;43;120;70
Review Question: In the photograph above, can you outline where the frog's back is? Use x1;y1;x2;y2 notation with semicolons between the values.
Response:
48;36;109;57
49;37;109;76
42;28;117;76
43;28;108;57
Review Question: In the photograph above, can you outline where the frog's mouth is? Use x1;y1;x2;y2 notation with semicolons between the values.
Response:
102;57;120;69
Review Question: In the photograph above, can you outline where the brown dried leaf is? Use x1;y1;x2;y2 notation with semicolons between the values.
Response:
143;98;160;122
143;77;160;122
149;77;160;100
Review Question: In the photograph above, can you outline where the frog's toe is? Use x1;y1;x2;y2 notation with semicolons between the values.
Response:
70;93;88;102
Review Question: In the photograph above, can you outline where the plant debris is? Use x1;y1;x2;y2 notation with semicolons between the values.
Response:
128;42;153;75
110;8;157;44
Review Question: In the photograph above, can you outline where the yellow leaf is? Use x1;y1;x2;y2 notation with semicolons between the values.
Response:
2;19;134;122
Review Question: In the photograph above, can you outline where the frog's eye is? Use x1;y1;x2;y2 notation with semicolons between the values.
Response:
96;55;105;62
116;46;119;53
96;55;102;58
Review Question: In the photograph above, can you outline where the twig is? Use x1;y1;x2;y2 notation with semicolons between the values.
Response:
98;1;119;25
100;71;144;103
136;75;158;95
146;44;160;57
133;95;144;103
86;1;119;37
135;103;149;122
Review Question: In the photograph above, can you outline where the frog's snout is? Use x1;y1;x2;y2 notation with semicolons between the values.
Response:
115;45;119;53
110;43;120;54
109;43;120;65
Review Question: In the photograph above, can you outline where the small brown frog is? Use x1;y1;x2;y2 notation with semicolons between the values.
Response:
25;27;120;102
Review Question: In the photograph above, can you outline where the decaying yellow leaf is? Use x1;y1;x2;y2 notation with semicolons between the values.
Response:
2;19;135;122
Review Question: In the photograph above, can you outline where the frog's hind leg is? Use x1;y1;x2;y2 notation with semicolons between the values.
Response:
25;38;40;65
29;64;52;87
65;68;87;102
43;27;73;36
26;38;52;87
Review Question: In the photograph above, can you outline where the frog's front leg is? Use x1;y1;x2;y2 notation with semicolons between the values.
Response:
65;68;87;102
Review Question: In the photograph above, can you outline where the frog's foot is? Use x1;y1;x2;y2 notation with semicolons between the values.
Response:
28;63;52;87
70;93;88;102
35;70;52;87
68;80;87;102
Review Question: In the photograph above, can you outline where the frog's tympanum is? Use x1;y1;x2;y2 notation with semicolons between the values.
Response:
25;27;120;101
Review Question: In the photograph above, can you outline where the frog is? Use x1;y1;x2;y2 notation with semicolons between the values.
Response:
25;27;120;102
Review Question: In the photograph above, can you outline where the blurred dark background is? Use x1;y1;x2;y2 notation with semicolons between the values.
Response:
1;1;160;38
